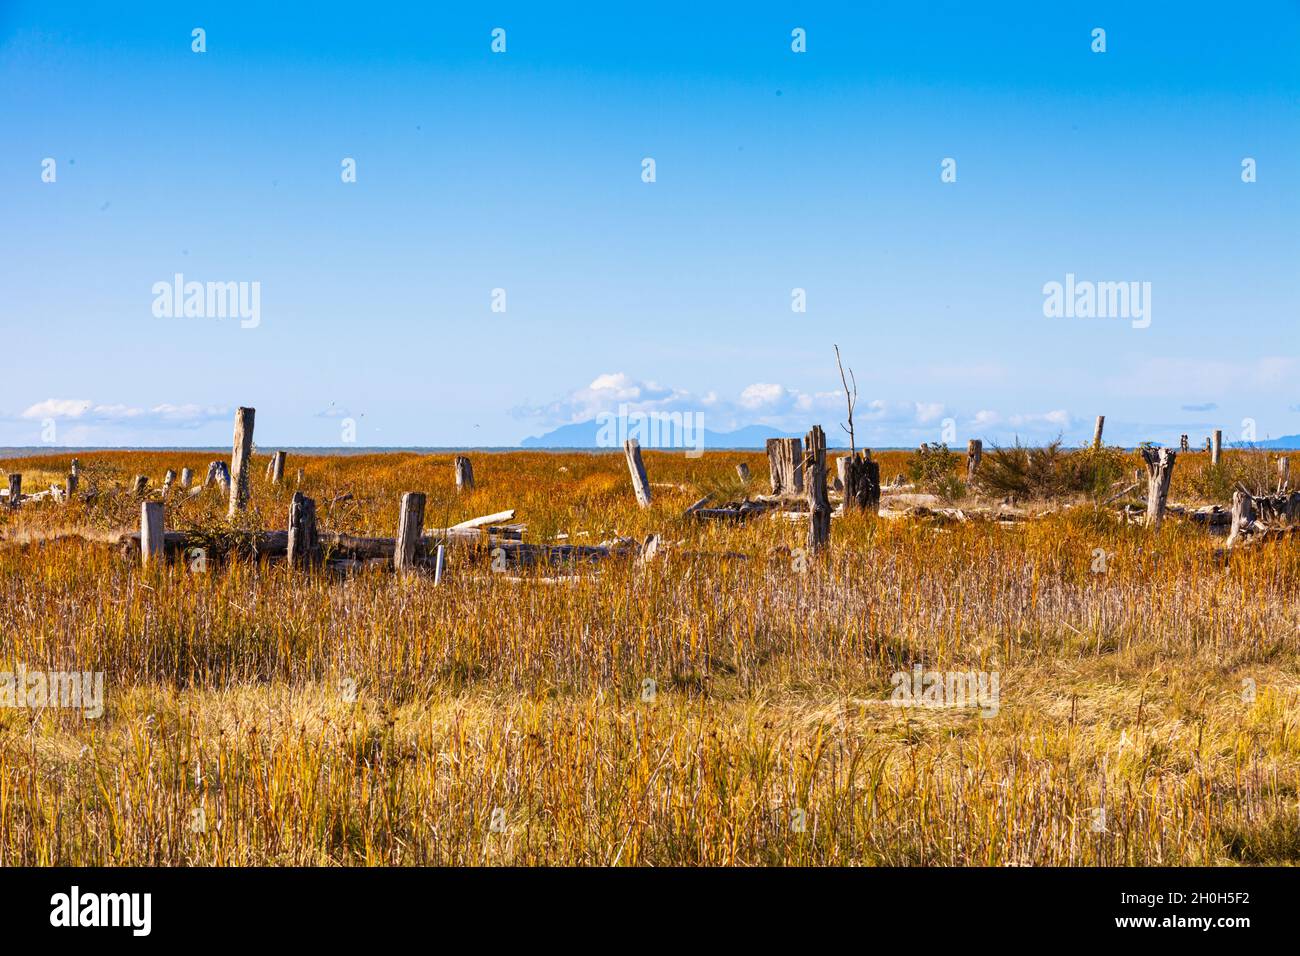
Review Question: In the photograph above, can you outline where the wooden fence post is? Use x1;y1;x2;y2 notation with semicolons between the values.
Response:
229;407;255;516
1211;430;1222;467
1092;416;1105;450
162;469;176;496
623;439;652;507
766;438;804;495
454;456;475;492
180;467;193;491
736;462;751;483
805;426;830;551
141;501;165;566
1140;447;1177;528
132;475;148;497
214;462;230;497
70;458;80;479
65;471;78;501
295;467;304;486
287;491;319;568
271;451;286;485
966;439;983;481
6;474;19;509
1278;456;1290;491
394;492;427;572
1179;434;1189;453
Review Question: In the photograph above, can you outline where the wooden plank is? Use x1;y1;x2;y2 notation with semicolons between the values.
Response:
141;501;165;565
623;439;652;507
228;406;255;517
394;491;427;572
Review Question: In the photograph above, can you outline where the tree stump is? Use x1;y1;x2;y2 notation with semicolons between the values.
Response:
766;438;804;495
804;426;831;552
1140;447;1177;528
394;492;427;572
228;406;255;517
132;475;149;497
842;450;881;515
287;491;319;568
966;439;983;482
623;439;652;508
736;462;750;483
162;469;176;496
1227;489;1256;547
65;471;78;501
180;467;193;491
454;455;475;492
6;474;20;509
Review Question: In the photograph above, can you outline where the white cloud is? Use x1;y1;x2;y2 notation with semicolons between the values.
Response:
17;399;227;429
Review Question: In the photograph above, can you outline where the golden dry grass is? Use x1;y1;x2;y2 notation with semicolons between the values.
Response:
0;447;1297;865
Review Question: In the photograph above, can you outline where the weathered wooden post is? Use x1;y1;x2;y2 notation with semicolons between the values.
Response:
162;469;176;496
805;426;831;551
433;544;446;585
203;461;219;489
1179;434;1189;453
140;501;165;566
453;455;475;492
132;475;148;497
295;467;304;486
623;439;652;508
179;467;193;491
70;458;80;479
966;439;983;481
766;438;804;495
213;462;230;497
1227;490;1256;547
228;406;255;517
6;474;19;509
736;462;751;483
1140;447;1177;528
841;450;881;515
65;471;78;500
287;491;319;568
394;491;427;572
1211;430;1223;467
1092;416;1105;450
270;451;286;485
1278;456;1290;490
835;455;850;492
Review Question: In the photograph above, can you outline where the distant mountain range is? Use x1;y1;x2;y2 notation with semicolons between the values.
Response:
521;421;852;449
1256;435;1300;449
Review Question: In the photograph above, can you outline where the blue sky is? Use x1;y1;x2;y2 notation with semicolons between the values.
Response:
2;2;1297;448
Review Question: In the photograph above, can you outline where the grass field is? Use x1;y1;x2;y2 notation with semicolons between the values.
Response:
1;447;1297;865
